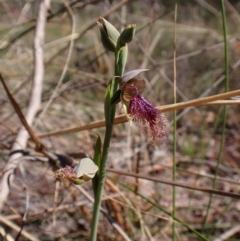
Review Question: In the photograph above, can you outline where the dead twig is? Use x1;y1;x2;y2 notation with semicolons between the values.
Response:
107;168;240;199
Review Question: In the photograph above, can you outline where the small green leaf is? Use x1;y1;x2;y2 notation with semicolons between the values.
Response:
93;135;102;169
111;89;121;105
118;45;128;76
104;78;113;125
92;136;101;197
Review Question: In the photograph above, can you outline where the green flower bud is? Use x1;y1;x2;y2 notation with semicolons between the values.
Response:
118;24;136;47
97;17;120;52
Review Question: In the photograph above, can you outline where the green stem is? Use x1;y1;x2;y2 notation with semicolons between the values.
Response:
90;47;123;241
202;0;229;233
90;124;113;240
172;3;177;240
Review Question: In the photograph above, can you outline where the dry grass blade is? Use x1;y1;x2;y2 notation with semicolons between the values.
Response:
38;88;240;138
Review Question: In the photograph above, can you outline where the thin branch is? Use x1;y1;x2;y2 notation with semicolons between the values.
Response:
107;168;240;199
172;3;177;240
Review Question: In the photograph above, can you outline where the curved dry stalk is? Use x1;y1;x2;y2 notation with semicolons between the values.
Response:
0;0;50;210
38;89;240;138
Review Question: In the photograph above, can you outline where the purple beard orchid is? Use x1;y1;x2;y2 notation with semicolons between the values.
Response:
120;70;168;144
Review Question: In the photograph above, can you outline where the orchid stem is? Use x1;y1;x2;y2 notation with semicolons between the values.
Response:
90;47;122;241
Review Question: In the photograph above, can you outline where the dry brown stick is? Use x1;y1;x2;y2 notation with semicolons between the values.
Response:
38;89;240;138
0;74;42;149
0;0;50;211
106;168;240;199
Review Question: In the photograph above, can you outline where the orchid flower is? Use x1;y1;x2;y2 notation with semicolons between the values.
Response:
119;69;168;144
54;158;98;185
